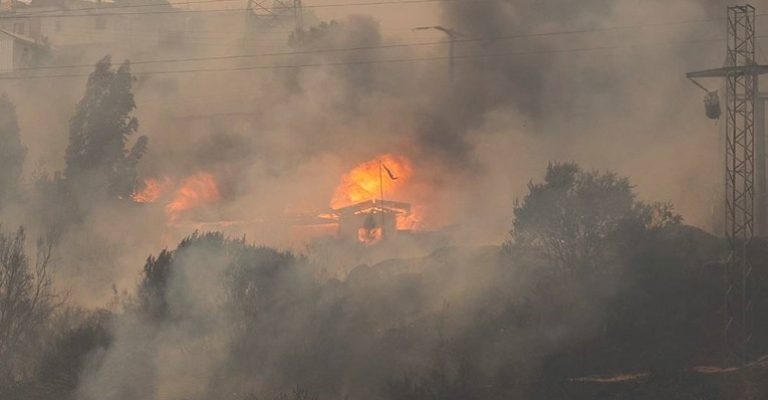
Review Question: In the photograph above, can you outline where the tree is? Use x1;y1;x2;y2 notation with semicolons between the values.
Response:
64;56;147;199
137;248;173;321
508;162;681;272
35;310;112;394
0;94;27;207
0;227;57;382
136;232;301;324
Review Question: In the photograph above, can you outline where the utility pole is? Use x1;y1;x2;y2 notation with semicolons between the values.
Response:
379;159;386;238
687;4;768;366
413;26;459;81
293;0;303;33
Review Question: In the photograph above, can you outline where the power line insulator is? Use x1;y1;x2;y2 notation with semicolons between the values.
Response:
705;91;721;120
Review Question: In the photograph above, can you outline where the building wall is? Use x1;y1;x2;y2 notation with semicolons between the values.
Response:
0;34;13;71
1;6;164;48
1;3;295;61
0;34;35;72
12;37;32;68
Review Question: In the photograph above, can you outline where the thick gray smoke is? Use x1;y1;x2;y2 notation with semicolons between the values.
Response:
3;0;734;247
0;0;759;398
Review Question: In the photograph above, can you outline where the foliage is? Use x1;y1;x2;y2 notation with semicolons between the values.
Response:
508;162;681;272
29;171;77;238
0;94;27;207
223;237;305;333
136;231;302;324
0;227;57;383
137;249;174;321
35;310;112;394
64;55;147;199
8;225;747;400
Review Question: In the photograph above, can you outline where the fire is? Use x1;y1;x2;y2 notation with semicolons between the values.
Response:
331;154;412;209
131;177;173;203
132;173;221;223
166;173;221;222
330;154;426;243
358;224;383;244
358;227;383;244
396;204;423;230
357;213;384;245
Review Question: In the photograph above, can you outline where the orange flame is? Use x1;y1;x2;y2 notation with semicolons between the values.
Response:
331;154;412;209
358;226;383;245
165;172;221;222
131;177;173;203
132;173;222;223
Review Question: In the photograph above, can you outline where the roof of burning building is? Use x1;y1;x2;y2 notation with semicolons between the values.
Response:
333;199;411;216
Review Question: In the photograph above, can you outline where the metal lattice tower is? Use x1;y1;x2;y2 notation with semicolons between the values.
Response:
687;4;768;365
724;5;756;365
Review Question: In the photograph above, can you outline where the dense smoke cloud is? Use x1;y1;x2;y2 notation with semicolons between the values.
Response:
0;0;763;398
68;232;617;400
0;0;742;305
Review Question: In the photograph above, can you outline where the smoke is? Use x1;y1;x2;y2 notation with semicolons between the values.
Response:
77;240;237;400
67;232;622;399
0;0;738;306
0;0;759;397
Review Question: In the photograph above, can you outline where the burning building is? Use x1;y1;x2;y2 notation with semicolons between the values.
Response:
332;199;412;244
326;154;417;244
265;153;419;245
129;154;421;245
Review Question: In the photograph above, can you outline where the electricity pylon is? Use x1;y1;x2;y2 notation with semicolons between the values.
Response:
686;4;768;366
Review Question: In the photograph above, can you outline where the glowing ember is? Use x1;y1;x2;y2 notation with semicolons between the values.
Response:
131;177;173;203
166;172;221;222
357;212;384;245
358;227;383;244
331;154;412;209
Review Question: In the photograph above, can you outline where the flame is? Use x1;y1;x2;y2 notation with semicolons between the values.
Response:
133;173;222;224
165;172;221;222
358;227;383;244
330;154;427;242
331;154;412;209
396;204;424;230
131;177;173;203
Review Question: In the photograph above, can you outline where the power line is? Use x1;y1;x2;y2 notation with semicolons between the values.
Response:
2;0;238;17
0;0;482;19
26;16;722;44
8;18;749;73
9;1;768;21
2;6;757;77
0;36;732;80
7;38;475;71
30;24;421;35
